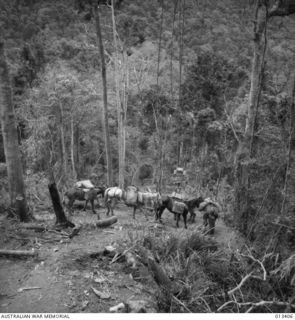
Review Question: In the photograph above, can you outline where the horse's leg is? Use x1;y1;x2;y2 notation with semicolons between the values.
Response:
183;211;188;229
209;219;215;235
110;198;115;216
105;199;110;216
144;207;149;221
154;204;161;221
203;212;208;234
155;207;159;222
133;206;136;219
157;207;164;223
96;194;101;208
208;213;216;235
192;212;196;223
83;199;88;211
96;200;100;220
189;210;195;223
138;204;148;221
91;199;96;214
176;213;180;228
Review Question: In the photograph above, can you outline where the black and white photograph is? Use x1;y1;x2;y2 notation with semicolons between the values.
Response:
0;0;295;315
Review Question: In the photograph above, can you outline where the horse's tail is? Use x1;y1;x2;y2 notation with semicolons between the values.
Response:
104;188;110;205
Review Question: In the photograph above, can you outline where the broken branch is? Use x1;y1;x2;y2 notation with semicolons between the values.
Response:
228;272;254;296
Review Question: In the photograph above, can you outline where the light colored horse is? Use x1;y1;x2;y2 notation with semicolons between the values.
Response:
137;191;161;218
104;186;161;219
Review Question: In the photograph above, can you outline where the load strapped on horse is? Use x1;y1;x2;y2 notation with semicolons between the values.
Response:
63;179;105;216
104;185;161;219
154;167;191;229
75;179;95;190
170;167;188;214
199;197;221;235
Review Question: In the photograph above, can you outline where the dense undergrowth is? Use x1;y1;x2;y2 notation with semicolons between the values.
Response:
122;228;295;313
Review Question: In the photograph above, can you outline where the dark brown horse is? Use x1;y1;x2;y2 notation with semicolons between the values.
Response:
185;196;205;222
63;187;105;215
155;195;189;229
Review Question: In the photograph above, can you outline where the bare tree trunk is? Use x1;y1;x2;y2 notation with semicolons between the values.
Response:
70;114;77;180
170;0;178;102
59;101;67;179
111;2;125;188
93;3;113;186
75;124;80;178
177;0;185;168
234;2;267;235
156;0;165;191
245;3;267;152
0;42;30;222
122;49;129;187
281;72;295;215
234;0;295;236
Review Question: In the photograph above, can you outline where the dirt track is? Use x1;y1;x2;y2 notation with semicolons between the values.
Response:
0;204;242;313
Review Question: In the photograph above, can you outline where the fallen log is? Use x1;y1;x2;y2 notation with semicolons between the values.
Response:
137;247;180;295
17;287;41;293
21;223;47;232
96;216;118;228
147;254;179;294
0;249;37;258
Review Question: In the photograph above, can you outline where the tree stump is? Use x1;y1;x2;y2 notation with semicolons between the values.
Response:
48;168;74;229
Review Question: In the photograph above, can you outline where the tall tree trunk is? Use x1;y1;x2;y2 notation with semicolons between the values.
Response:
233;0;295;236
70;114;76;180
170;0;178;102
122;49;129;187
234;2;267;235
59;101;67;179
0;42;30;222
281;72;295;215
75;124;80;178
156;0;165;191
177;0;185;167
93;3;113;186
111;2;125;188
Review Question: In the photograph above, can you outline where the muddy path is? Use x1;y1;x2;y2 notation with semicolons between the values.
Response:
0;205;242;313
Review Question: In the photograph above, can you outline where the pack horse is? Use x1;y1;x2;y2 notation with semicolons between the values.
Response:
104;186;160;219
155;195;189;229
63;180;105;215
